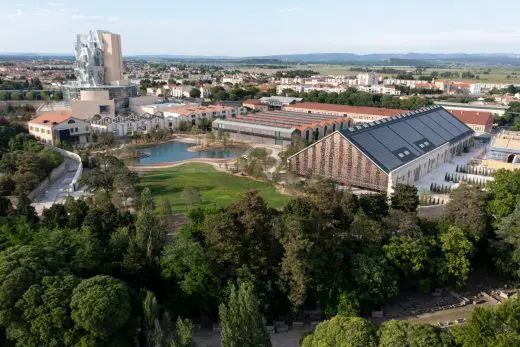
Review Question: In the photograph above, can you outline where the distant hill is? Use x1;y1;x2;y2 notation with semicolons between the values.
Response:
2;52;520;66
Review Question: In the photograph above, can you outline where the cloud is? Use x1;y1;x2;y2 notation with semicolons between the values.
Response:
279;7;301;13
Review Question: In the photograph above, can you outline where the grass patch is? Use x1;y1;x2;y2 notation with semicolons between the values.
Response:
138;163;291;213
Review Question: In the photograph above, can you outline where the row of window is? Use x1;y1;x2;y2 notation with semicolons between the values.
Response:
30;126;50;135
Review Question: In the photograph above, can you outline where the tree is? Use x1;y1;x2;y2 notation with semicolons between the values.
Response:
391;184;419;213
70;275;131;340
142;290;171;347
487;170;520;220
358;193;389;220
15;193;38;224
181;186;202;209
15;275;81;347
452;296;520;347
41;203;68;229
171;317;195;347
490;205;520;279
161;229;216;297
378;320;452;347
444;185;487;241
0;246;58;340
189;88;201;98
351;253;399;305
135;188;165;261
301;316;377;347
438;226;474;287
0;175;15;196
10;91;22;100
219;282;271;347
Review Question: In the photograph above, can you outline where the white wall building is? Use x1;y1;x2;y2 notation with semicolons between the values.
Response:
357;72;380;86
28;113;91;145
357;85;401;95
90;105;238;136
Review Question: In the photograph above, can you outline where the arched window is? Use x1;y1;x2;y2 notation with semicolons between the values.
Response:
68;119;76;124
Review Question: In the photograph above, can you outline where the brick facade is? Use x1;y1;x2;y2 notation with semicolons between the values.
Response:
288;132;389;191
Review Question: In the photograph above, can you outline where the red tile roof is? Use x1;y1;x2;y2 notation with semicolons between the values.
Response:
284;102;407;117
30;112;72;127
449;110;493;126
243;99;263;105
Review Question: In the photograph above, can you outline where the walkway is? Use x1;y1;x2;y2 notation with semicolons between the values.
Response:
128;158;236;172
31;158;88;215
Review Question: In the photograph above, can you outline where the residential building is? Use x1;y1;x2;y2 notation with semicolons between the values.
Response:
28;113;91;145
357;85;401;95
91;105;237;136
357;72;379;86
283;102;406;123
448;110;493;133
212;110;353;146
222;75;243;85
288;106;474;193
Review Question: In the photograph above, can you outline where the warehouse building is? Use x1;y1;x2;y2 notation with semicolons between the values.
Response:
283;102;406;124
288;106;474;193
212;110;354;146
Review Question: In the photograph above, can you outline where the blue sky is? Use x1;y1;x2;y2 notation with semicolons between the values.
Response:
1;0;520;56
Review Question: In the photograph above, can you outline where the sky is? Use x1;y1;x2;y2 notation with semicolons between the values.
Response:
1;0;520;56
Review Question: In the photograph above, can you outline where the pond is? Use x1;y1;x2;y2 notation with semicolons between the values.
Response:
126;141;246;165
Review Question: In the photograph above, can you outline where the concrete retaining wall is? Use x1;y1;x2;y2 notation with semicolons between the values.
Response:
28;160;67;200
51;147;83;191
28;147;83;200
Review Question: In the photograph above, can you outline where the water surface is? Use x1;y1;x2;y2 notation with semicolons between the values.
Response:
127;141;245;165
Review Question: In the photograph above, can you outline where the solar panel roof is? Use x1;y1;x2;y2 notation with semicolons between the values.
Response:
339;107;473;173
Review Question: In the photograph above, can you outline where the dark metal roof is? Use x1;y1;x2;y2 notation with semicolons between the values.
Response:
339;106;474;173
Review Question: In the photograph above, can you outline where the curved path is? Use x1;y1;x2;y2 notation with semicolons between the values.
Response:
128;157;236;172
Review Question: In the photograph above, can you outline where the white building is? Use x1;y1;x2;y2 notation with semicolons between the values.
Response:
357;72;380;86
90;105;238;136
357;85;401;95
222;76;243;85
28;113;91;145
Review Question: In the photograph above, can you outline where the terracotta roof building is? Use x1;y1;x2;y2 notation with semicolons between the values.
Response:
283;102;407;124
28;113;91;145
212;110;355;146
448;110;493;133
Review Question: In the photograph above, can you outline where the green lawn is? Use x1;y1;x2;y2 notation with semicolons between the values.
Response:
138;163;291;213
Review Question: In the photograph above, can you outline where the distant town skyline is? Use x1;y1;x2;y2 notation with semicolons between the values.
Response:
1;0;520;56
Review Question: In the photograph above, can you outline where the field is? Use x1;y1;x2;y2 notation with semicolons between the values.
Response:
138;163;291;213
236;64;520;83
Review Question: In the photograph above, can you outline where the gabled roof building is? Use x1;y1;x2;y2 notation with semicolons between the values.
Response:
288;106;474;193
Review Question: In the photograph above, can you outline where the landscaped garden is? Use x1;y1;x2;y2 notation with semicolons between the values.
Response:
137;163;291;212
